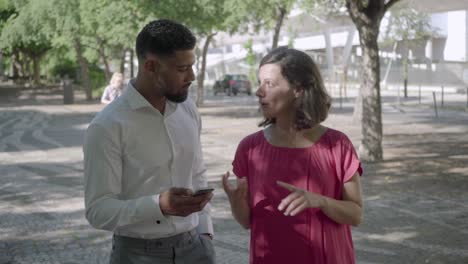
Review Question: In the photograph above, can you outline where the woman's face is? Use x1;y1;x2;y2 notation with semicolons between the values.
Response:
112;75;124;89
256;63;297;119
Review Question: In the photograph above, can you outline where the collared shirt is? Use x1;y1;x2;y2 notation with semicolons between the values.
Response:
83;81;213;239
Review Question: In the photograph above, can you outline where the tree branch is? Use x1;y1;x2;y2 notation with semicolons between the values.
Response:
384;0;401;14
346;0;369;26
347;0;364;12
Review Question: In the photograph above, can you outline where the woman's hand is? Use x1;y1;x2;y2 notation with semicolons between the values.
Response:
277;174;363;226
222;171;248;202
277;181;326;216
222;171;250;229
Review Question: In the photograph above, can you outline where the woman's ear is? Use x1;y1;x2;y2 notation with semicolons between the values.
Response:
293;88;304;99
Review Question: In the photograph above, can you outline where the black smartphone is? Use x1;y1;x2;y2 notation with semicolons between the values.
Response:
193;188;214;197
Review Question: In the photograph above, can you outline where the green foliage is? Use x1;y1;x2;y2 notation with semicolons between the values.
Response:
224;0;296;34
0;0;15;31
300;0;346;17
80;0;147;50
244;39;256;66
0;0;53;52
243;39;257;86
89;64;106;95
50;59;78;80
0;0;11;9
383;2;436;44
287;25;298;48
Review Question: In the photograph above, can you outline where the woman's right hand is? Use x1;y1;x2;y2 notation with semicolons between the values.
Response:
222;171;250;229
222;171;248;202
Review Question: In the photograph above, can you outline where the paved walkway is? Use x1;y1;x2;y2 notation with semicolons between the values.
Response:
0;88;467;263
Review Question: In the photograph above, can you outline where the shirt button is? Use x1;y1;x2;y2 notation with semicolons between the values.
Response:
156;220;161;224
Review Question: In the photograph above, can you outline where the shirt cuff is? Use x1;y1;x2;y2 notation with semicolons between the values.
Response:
196;212;214;235
137;194;166;224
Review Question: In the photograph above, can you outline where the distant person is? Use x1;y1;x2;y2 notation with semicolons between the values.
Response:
84;19;215;263
100;72;124;104
223;47;363;264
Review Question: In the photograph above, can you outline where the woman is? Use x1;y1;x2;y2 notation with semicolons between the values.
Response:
101;72;124;104
222;47;363;264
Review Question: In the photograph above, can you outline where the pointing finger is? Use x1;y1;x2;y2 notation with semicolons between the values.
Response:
277;181;299;192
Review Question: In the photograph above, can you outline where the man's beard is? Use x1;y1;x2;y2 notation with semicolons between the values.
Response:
165;90;188;103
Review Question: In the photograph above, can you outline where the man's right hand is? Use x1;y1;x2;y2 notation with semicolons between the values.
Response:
159;187;213;217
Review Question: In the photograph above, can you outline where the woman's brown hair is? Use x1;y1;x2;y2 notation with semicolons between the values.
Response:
258;47;331;130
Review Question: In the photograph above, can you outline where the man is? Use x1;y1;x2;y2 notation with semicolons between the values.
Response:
83;19;215;263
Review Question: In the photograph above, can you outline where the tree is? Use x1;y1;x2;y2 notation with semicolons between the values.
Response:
345;0;400;162
50;0;148;100
80;0;147;81
47;0;94;100
299;1;351;82
244;39;257;86
0;0;16;79
224;0;296;49
382;2;434;98
0;0;53;85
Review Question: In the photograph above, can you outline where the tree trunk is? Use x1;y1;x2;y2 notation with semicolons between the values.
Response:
0;52;4;80
196;33;216;107
74;38;92;101
272;6;287;49
97;37;111;80
324;28;334;82
404;78;408;98
24;55;32;84
120;49;126;75
32;55;41;85
346;0;400;162
11;52;21;79
357;25;383;162
403;57;408;98
130;49;135;78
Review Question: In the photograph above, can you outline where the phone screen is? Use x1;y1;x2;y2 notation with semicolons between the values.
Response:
193;188;214;196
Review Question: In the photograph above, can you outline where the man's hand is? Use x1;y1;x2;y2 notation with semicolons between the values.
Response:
159;187;213;217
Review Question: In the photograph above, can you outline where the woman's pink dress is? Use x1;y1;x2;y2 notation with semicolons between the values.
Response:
232;128;362;264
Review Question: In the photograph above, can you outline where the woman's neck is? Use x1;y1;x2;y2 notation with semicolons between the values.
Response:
269;122;324;148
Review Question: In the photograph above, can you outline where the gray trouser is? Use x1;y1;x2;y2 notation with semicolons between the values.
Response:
110;229;215;264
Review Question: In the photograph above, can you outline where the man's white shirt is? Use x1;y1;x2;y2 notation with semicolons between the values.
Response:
83;81;213;239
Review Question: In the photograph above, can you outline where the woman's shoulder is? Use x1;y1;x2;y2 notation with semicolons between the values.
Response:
238;130;264;148
317;127;350;145
323;127;348;139
320;127;356;149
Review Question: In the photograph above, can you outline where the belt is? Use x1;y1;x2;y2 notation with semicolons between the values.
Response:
113;229;198;250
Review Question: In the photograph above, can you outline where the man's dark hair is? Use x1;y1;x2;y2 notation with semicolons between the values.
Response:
136;19;196;60
259;47;331;130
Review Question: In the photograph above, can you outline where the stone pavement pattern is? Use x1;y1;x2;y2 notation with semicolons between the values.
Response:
0;89;467;263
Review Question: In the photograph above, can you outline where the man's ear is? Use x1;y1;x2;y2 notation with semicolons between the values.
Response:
143;57;160;73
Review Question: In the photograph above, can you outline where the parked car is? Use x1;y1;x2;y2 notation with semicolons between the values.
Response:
213;74;252;96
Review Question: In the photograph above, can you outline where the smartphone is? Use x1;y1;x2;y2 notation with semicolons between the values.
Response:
193;188;214;197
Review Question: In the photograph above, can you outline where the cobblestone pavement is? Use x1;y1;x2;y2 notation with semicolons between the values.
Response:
0;89;467;263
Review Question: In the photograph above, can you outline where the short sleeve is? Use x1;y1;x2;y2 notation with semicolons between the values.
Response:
101;86;111;101
232;137;250;179
339;135;363;183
